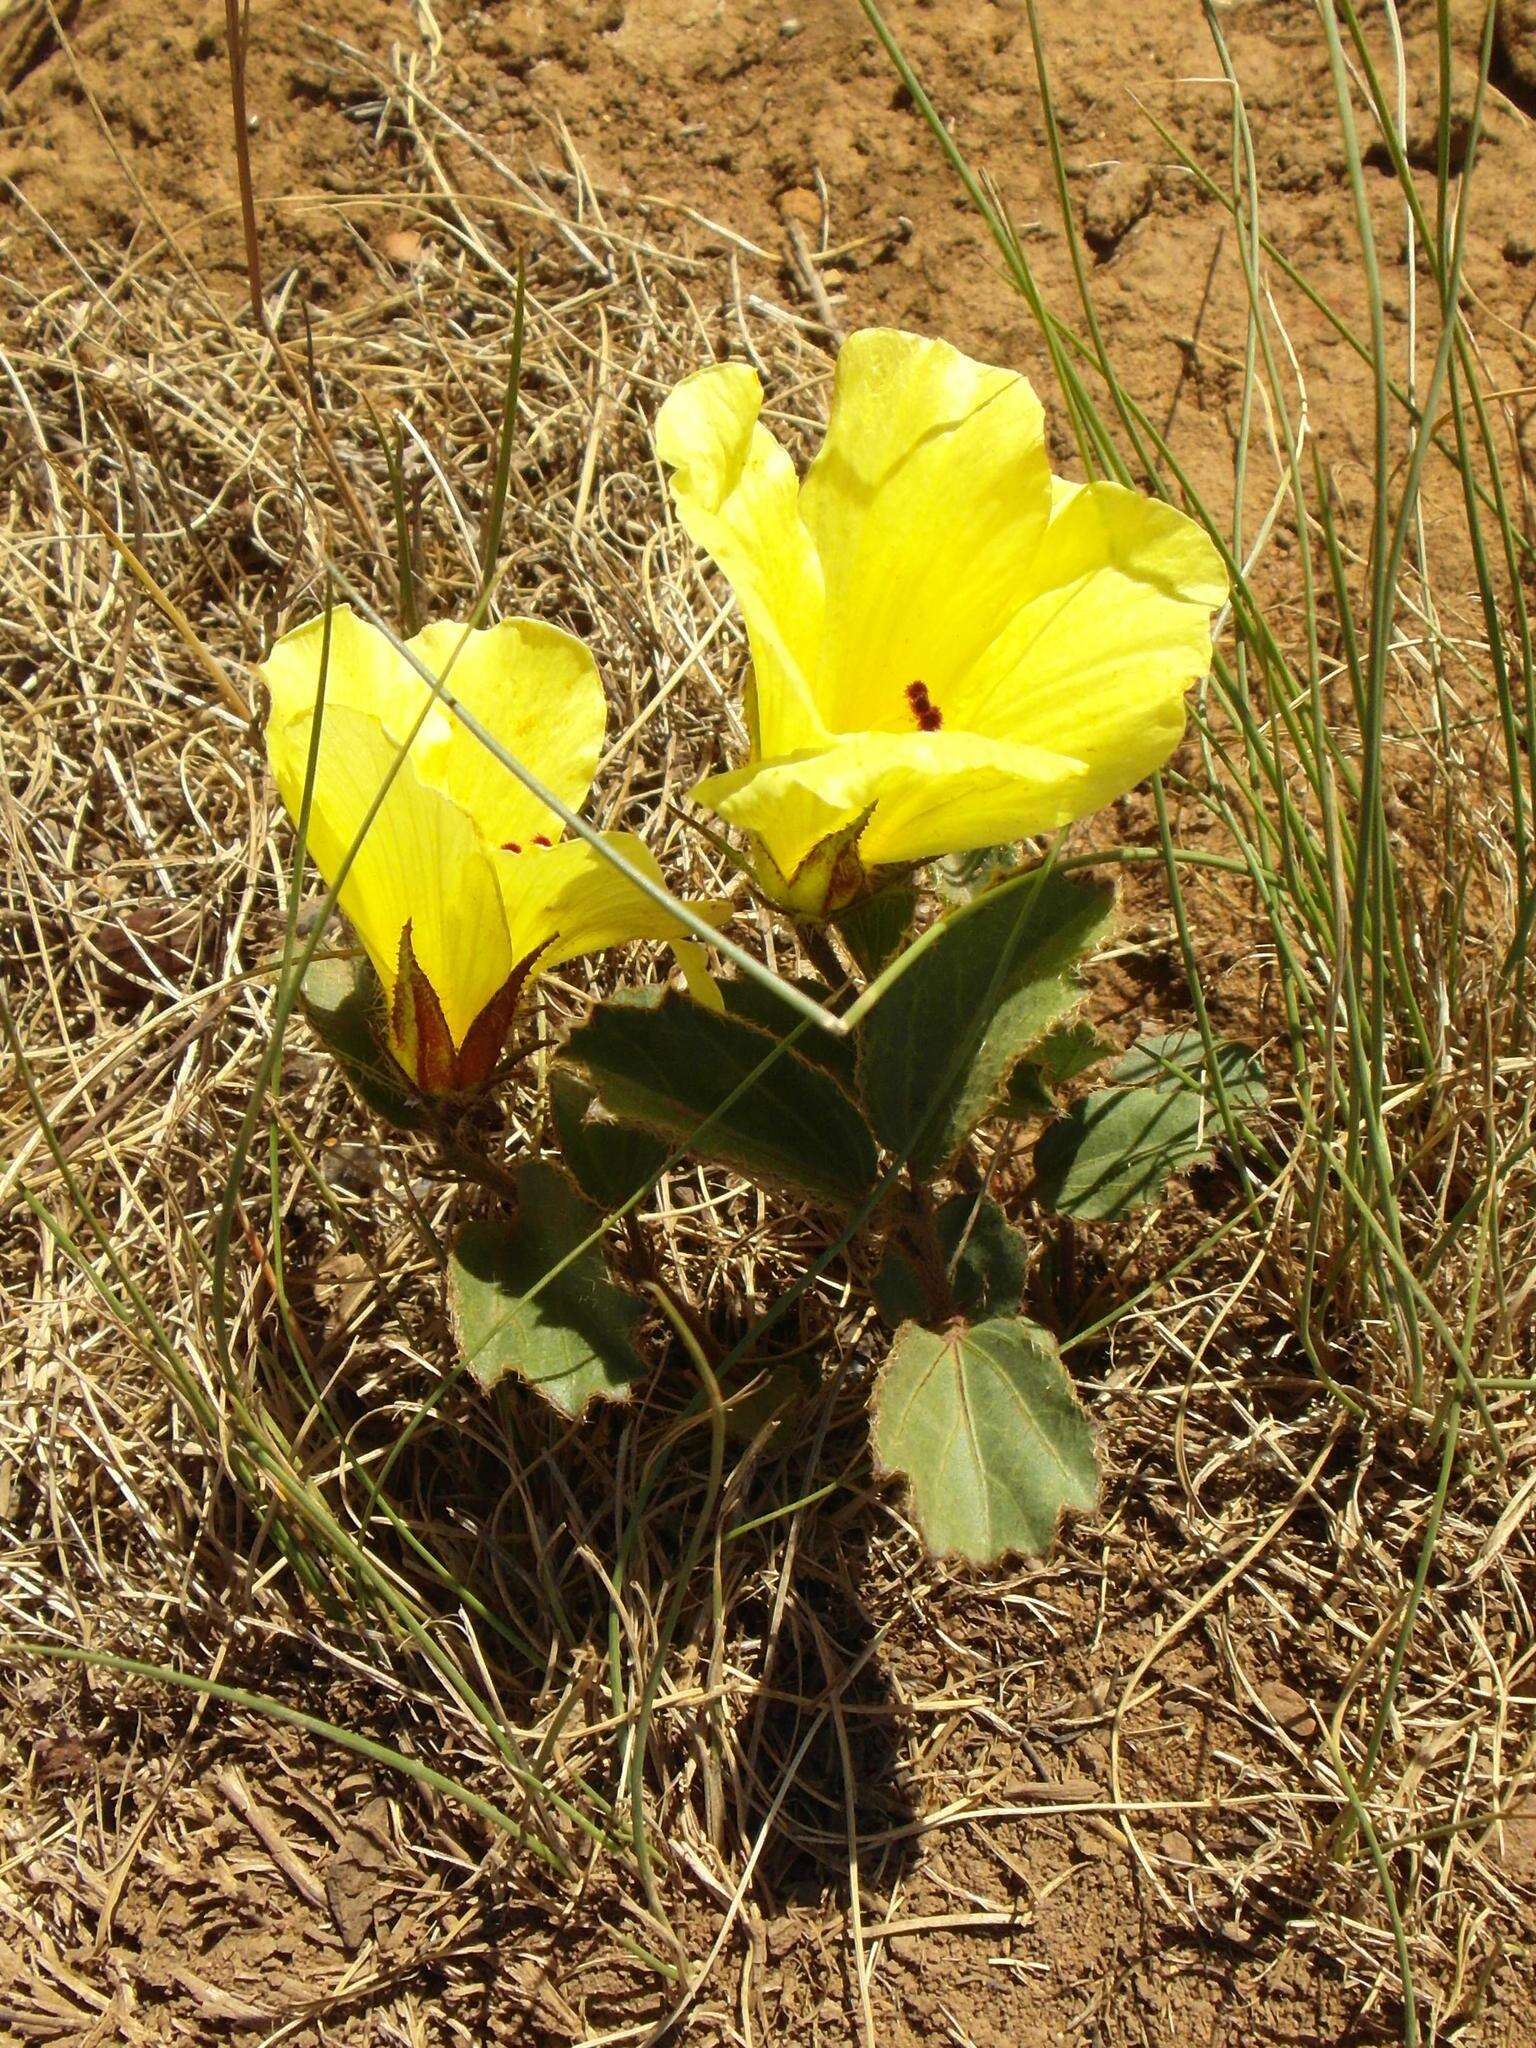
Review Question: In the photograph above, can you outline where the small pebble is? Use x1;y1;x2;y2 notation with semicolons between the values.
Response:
381;229;425;266
1258;1678;1316;1738
778;184;822;230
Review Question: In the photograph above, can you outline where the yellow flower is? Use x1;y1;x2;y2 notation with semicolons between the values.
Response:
263;607;722;1094
656;328;1227;915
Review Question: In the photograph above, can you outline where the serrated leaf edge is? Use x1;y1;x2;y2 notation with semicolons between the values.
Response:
447;1188;646;1420
853;874;1119;1175
1033;1036;1267;1220
870;1317;1101;1565
554;988;878;1206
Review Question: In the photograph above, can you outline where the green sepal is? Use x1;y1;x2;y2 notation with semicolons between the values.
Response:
300;953;425;1130
833;882;920;978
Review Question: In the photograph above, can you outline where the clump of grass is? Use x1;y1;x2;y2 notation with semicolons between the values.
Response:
0;106;831;1987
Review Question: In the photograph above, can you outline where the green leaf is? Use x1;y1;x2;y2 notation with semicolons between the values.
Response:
1035;1091;1205;1221
874;1192;1026;1326
555;991;879;1207
1108;1029;1267;1101
834;882;919;978
723;1351;821;1446
717;976;859;1093
1034;1032;1266;1221
928;843;1022;905
448;1162;646;1413
1003;1020;1116;1120
871;1244;931;1328
1002;1064;1057;1120
301;953;424;1129
872;1315;1098;1561
549;1071;668;1214
857;868;1114;1173
1034;1020;1118;1088
942;1195;1028;1317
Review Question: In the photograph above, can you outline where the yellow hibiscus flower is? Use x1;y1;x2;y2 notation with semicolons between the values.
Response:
263;607;721;1094
655;328;1227;916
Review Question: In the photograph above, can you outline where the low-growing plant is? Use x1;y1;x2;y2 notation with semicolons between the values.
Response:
6;1;1532;2032
273;327;1257;1564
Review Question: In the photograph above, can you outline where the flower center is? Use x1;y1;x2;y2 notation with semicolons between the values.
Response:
905;680;943;733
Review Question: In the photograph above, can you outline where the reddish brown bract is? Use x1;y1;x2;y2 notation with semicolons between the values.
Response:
391;922;546;1094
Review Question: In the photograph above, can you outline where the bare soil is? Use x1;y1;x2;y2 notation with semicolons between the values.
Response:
2;2;1535;2044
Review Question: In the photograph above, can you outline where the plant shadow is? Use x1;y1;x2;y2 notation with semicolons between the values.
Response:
724;1517;921;1913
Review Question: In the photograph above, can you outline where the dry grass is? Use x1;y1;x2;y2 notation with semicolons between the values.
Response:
0;30;1533;2048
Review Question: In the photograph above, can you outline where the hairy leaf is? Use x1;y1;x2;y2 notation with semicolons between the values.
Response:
717;976;859;1093
556;991;879;1207
549;1070;668;1214
1108;1029;1267;1099
1034;1031;1266;1220
1004;1018;1116;1119
857;868;1114;1172
449;1163;646;1413
874;1193;1027;1326
873;1316;1098;1561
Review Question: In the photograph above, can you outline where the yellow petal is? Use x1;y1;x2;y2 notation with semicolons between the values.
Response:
263;605;423;736
265;696;512;1050
654;363;827;755
797;329;1053;733
263;607;607;855
406;617;605;849
672;938;725;1011
496;832;727;979
694;730;1091;878
951;480;1227;809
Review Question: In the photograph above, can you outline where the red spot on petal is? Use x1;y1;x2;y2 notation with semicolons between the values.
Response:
531;833;552;848
502;839;522;854
906;680;943;733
